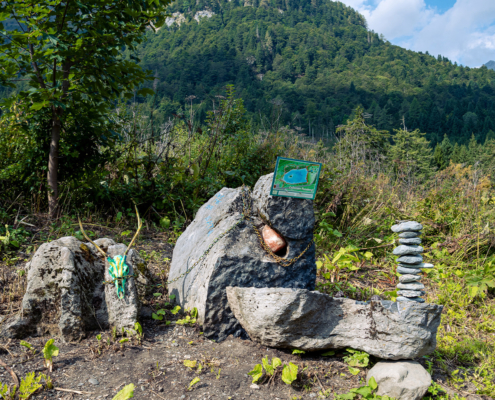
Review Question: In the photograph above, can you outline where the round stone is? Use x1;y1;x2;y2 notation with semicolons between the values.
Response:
399;231;421;238
397;282;425;290
397;255;423;265
397;266;422;275
396;296;425;303
399;238;422;245
397;290;425;297
88;378;99;385
399;274;422;283
393;245;423;256
391;221;423;233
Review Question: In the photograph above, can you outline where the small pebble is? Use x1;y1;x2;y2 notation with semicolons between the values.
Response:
250;384;260;390
399;231;421;238
141;386;145;392
88;378;99;385
78;383;84;387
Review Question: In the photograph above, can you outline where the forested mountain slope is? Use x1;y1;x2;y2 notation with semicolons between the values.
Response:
138;0;495;146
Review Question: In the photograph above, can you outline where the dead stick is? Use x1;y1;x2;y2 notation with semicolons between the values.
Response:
0;359;19;387
316;374;326;393
54;387;94;395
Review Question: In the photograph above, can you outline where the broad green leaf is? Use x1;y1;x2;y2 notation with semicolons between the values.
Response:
188;377;200;389
112;383;135;400
134;322;143;335
271;357;282;369
152;313;163;320
292;349;305;355
43;339;59;361
368;376;378;390
191;307;198;319
248;364;263;383
281;362;298;385
171;305;181;315
153;293;161;297
119;338;129;344
348;366;360;375
352;385;372;397
262;356;274;376
184;359;197;369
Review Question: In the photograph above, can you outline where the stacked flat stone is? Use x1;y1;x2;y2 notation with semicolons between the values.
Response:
391;221;433;303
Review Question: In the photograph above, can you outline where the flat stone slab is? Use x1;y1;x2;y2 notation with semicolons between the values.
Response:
399;238;422;245
227;287;443;360
397;255;423;264
397;282;425;290
393;245;423;256
399;232;421;238
397;266;422;275
391;222;423;233
399;274;422;283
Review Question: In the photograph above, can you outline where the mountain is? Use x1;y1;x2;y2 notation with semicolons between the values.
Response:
123;1;495;145
484;61;495;71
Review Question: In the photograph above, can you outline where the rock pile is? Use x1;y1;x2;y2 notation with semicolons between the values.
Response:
0;237;148;341
392;221;433;303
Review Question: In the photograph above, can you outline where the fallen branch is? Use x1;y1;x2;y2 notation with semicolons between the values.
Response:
54;387;94;395
0;359;19;387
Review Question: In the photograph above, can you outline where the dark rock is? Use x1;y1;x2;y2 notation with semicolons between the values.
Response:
334;291;345;298
398;232;421;238
399;238;422;245
397;255;423;264
168;173;316;342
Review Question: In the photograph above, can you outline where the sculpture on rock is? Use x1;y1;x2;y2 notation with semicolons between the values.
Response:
167;173;316;342
0;210;146;341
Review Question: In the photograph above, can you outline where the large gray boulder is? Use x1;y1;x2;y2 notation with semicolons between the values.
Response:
226;287;443;359
0;237;147;341
367;361;431;400
168;173;316;342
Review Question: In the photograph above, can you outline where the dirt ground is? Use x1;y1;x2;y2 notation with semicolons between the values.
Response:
0;224;487;400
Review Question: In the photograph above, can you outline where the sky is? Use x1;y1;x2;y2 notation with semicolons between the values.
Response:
338;0;495;68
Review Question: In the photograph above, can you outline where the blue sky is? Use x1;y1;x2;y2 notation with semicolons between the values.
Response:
338;0;495;67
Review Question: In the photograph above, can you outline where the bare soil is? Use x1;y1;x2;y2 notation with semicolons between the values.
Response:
0;223;486;400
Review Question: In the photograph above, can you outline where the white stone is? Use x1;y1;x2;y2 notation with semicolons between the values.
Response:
367;361;431;400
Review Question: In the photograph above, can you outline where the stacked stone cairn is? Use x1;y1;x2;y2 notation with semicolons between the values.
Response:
391;221;433;303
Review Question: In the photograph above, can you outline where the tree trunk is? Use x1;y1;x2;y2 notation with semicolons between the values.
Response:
48;110;61;219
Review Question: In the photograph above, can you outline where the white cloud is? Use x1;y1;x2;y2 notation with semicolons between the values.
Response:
338;0;495;67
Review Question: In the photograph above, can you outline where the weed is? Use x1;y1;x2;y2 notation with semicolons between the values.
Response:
42;339;58;372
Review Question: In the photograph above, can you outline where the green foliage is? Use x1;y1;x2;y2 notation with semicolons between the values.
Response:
187;377;200;390
18;372;44;400
112;383;135;400
335;377;394;400
19;341;35;354
465;255;495;297
281;362;298;385
248;363;264;383
344;349;370;368
42;339;59;372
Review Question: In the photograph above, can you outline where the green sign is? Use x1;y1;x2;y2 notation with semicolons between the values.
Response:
270;157;322;200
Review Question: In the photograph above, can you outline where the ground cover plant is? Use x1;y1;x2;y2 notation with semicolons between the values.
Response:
0;89;494;398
